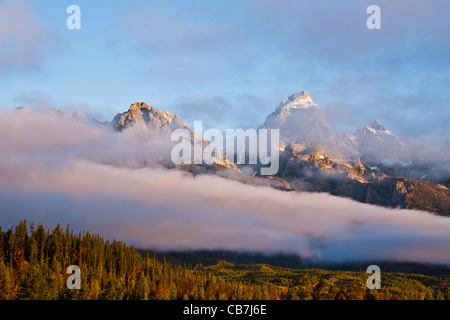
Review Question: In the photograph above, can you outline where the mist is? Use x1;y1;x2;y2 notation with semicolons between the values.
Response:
1;109;450;264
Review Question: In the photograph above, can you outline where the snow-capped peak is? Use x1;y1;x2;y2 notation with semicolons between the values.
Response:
275;91;316;114
260;91;337;150
355;119;405;151
284;91;313;104
358;120;398;138
368;120;386;132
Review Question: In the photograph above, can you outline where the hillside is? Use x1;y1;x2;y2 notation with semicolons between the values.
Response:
1;220;449;300
275;144;450;215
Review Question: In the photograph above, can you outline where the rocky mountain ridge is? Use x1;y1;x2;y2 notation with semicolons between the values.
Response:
13;93;450;215
112;102;189;133
257;91;450;215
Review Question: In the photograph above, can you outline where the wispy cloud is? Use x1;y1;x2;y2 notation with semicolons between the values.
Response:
0;0;60;75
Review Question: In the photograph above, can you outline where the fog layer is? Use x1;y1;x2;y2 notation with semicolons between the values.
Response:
1;110;449;264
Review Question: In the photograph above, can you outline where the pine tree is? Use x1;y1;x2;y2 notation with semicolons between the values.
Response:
0;260;15;299
17;263;47;300
134;273;150;300
48;255;63;299
169;281;178;300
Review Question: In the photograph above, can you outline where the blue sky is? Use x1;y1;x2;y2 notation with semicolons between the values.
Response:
1;0;449;145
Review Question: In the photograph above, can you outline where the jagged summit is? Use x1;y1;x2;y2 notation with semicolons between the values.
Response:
112;102;189;133
111;102;237;171
127;102;159;113
283;91;313;104
356;119;399;140
357;120;391;135
369;120;386;131
352;119;406;165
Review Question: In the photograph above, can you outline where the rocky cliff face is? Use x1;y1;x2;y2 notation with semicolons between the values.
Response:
275;136;450;216
256;92;450;215
112;102;238;172
112;102;190;133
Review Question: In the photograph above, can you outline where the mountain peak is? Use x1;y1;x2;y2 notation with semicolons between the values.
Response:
129;102;154;112
369;120;386;131
286;91;313;103
15;106;30;112
113;102;187;133
355;119;404;153
357;120;393;136
276;91;315;113
261;91;335;148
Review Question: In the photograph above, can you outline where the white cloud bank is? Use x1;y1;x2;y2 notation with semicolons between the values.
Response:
0;109;450;264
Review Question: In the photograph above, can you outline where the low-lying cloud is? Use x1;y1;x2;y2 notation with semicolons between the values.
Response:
1;109;450;264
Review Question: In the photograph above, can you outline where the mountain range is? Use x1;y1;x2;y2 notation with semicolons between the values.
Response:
14;92;450;215
259;91;449;215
